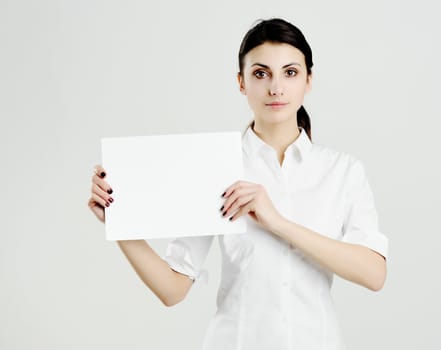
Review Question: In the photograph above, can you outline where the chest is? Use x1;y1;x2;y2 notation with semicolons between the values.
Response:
243;155;347;239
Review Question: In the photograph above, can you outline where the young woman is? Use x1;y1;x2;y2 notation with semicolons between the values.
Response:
88;18;388;350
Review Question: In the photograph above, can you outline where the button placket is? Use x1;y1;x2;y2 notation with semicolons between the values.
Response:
280;241;291;337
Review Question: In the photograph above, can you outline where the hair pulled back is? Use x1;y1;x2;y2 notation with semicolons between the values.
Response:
238;18;313;140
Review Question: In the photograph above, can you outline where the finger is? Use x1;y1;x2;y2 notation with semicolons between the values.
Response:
94;165;107;178
92;174;113;194
229;202;253;221
88;198;106;222
222;180;253;198
89;192;110;208
221;184;257;211
221;188;256;215
92;183;114;204
223;194;254;218
88;197;102;210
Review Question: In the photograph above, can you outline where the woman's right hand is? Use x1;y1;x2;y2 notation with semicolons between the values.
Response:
88;165;114;223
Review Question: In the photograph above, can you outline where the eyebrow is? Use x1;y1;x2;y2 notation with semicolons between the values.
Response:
251;62;302;69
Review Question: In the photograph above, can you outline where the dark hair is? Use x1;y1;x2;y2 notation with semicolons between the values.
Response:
238;18;313;140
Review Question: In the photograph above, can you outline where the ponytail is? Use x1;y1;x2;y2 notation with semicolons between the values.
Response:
297;105;312;141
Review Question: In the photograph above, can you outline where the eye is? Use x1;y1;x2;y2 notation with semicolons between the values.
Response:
253;70;269;79
285;69;297;77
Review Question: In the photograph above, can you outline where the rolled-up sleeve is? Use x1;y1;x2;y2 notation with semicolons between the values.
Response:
342;159;389;259
163;235;215;282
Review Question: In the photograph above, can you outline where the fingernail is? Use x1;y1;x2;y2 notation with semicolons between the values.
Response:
108;197;114;203
220;205;224;211
229;216;233;221
107;188;113;194
222;211;227;217
105;202;110;207
221;192;226;197
100;172;106;178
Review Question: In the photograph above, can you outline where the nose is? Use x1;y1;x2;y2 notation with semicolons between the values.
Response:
268;77;283;96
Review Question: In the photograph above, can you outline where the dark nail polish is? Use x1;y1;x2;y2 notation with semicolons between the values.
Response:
222;211;227;217
108;197;113;203
221;192;226;197
100;172;106;178
107;188;113;194
229;216;233;221
105;202;110;207
220;205;224;211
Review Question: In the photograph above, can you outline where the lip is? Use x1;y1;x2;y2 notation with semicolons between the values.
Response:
265;101;289;108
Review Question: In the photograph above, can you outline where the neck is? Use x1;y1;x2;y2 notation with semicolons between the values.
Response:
252;118;301;165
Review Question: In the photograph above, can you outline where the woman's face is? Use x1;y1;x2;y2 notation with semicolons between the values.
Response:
238;42;312;127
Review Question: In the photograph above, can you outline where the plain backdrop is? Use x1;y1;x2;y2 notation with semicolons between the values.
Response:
1;0;440;349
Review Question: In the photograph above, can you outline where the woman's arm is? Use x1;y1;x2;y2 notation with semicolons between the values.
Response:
271;219;386;291
222;181;387;291
117;240;193;306
88;165;193;306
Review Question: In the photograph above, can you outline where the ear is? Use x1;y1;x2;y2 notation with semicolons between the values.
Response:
237;73;246;95
305;71;313;94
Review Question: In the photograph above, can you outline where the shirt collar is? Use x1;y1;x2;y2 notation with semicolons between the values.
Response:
242;125;312;162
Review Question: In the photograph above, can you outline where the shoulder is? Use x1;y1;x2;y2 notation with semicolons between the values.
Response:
308;142;366;182
309;142;359;167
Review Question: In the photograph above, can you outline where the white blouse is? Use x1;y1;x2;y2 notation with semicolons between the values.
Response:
163;126;388;350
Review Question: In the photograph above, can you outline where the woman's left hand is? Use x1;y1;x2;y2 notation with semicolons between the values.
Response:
221;181;284;232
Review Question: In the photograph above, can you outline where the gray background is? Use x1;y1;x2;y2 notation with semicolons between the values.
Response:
1;0;440;349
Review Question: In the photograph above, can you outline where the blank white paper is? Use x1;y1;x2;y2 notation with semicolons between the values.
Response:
101;131;246;240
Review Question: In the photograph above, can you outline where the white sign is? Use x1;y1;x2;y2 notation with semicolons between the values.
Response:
101;131;246;240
